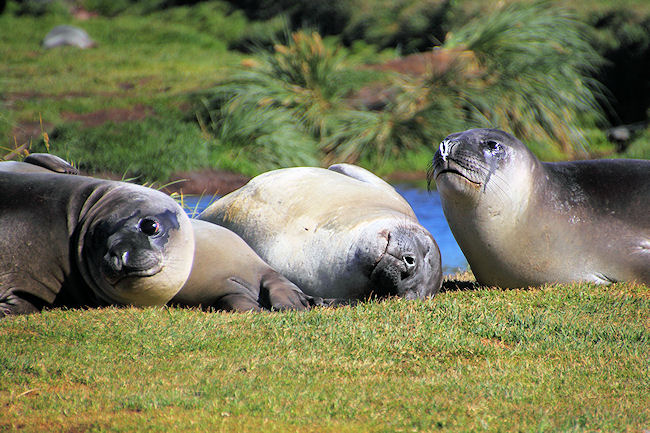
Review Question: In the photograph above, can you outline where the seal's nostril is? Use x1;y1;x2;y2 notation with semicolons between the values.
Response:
404;255;416;268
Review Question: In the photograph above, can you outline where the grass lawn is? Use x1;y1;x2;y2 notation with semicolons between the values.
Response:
1;278;648;432
0;12;242;150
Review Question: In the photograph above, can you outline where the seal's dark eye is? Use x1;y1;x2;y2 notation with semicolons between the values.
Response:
139;218;160;236
486;140;503;154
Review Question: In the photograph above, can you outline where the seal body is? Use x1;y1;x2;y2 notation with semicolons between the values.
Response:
199;164;442;300
429;128;650;287
172;219;321;312
0;170;195;316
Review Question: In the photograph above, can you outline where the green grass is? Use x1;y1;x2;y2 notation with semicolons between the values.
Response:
31;113;212;181
0;11;243;147
621;127;650;159
1;280;648;432
1;0;648;181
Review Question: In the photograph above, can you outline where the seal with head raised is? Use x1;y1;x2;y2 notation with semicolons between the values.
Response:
0;162;195;317
429;128;650;287
199;164;443;300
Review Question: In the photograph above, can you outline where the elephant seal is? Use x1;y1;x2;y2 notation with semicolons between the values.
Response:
42;25;95;49
199;164;442;300
171;220;323;312
0;170;195;317
1;155;321;313
428;128;650;287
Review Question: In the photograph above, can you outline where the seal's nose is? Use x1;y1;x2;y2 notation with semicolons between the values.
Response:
401;254;417;279
438;138;461;161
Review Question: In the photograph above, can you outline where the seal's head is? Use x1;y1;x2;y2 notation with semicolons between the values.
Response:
361;222;442;300
78;184;195;306
428;128;540;211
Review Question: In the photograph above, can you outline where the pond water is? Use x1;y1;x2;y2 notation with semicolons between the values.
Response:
182;186;468;275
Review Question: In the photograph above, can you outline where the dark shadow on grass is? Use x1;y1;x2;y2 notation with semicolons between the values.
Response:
439;279;480;293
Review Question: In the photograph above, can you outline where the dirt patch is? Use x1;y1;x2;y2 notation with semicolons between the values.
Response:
8;121;52;152
350;50;469;110
385;170;428;184
163;169;251;196
367;50;459;76
62;105;154;128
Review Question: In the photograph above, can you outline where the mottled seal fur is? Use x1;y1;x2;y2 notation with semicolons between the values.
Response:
199;164;442;300
429;128;650;287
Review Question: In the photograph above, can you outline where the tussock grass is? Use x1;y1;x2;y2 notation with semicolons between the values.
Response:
202;2;610;170
1;281;647;432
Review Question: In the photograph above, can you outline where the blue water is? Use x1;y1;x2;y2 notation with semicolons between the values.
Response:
182;188;468;274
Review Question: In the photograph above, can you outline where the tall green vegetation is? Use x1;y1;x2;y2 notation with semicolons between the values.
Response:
442;1;606;153
200;31;371;166
202;1;607;168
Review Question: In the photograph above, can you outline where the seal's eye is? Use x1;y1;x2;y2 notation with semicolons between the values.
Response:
485;140;503;155
403;255;416;268
139;218;160;236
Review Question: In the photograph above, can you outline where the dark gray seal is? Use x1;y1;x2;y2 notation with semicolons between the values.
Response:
429;128;650;287
0;166;195;317
199;164;443;300
1;155;322;313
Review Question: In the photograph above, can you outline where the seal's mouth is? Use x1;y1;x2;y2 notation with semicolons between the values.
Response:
102;248;164;285
103;263;164;285
435;167;482;186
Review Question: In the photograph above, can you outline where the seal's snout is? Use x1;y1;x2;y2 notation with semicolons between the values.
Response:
103;239;163;281
369;227;442;299
438;138;460;162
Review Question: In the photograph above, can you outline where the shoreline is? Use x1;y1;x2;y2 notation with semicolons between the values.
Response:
87;168;431;197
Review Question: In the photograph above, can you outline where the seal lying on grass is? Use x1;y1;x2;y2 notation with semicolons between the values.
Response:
0;163;195;316
429;128;650;287
199;164;443;300
172;220;323;312
0;155;320;314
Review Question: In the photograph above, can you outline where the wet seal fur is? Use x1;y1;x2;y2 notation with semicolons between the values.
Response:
429;128;650;287
0;158;195;316
199;164;443;300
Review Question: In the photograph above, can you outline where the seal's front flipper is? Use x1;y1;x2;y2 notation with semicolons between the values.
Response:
259;271;317;311
211;278;263;312
0;292;42;318
23;153;79;175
